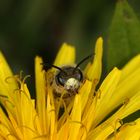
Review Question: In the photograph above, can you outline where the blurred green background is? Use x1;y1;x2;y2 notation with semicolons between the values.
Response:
0;0;140;89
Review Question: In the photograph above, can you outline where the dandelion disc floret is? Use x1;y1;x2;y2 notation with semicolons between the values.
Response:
0;37;140;140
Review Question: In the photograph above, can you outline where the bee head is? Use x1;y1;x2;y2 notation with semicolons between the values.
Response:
55;66;83;93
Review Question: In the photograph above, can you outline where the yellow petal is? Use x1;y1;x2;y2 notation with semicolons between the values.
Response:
117;91;140;119
110;118;140;140
57;122;69;140
8;112;23;139
89;90;140;140
20;84;38;139
0;107;18;138
110;66;140;110
81;97;97;140
88;124;119;140
121;54;140;81
68;94;81;140
84;67;121;129
57;101;74;131
86;37;103;83
46;86;56;139
0;52;18;101
79;80;92;114
35;56;47;133
53;43;76;66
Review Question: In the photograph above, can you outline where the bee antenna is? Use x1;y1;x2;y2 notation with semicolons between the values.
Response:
74;54;93;70
41;63;67;74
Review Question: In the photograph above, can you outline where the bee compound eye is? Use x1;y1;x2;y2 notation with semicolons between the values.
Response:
56;71;67;86
73;68;83;82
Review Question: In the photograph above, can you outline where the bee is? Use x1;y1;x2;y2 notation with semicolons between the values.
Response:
42;54;93;100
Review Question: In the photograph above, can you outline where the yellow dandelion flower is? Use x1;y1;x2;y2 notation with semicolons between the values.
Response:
0;37;140;140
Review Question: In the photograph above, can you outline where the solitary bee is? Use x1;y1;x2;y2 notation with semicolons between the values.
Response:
42;54;93;100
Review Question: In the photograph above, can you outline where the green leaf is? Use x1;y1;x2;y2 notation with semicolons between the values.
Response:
107;0;140;71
